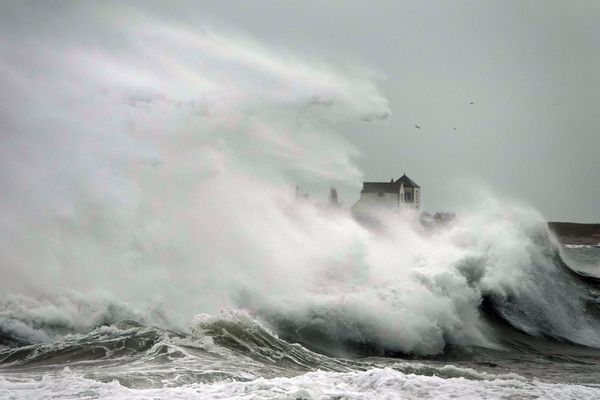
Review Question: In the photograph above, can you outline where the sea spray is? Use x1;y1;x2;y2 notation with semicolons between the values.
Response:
3;4;600;399
0;4;388;335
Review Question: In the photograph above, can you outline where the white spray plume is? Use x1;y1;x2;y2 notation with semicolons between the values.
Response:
1;5;599;355
0;6;386;331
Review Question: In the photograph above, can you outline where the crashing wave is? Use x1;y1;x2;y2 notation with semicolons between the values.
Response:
2;366;597;400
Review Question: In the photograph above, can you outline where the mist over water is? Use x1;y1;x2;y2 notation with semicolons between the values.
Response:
0;2;597;352
0;6;388;332
3;5;600;399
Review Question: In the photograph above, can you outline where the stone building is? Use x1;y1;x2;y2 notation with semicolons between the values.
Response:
351;173;421;217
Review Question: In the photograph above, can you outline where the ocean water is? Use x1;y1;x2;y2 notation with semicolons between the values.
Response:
2;226;600;400
2;7;600;398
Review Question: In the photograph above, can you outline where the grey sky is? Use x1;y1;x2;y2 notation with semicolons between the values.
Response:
2;1;600;222
154;0;599;222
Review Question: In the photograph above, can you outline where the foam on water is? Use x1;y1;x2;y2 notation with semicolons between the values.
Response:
2;3;600;358
3;4;600;398
565;245;597;249
2;367;599;400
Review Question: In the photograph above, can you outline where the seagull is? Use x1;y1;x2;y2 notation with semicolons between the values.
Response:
414;124;421;129
469;101;474;105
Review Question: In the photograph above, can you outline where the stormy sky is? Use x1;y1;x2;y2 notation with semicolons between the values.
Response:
2;1;599;222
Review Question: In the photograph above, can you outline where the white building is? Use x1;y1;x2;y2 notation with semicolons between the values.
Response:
351;173;421;218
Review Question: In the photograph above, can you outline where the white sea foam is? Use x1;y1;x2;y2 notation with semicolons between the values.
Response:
565;244;593;249
2;3;600;361
0;4;389;335
4;5;600;399
1;367;598;400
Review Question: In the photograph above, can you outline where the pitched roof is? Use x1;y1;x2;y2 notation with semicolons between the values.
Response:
395;174;420;188
361;174;420;193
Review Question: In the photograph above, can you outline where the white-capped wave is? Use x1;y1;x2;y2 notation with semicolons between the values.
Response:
565;244;593;249
1;3;600;359
1;366;598;400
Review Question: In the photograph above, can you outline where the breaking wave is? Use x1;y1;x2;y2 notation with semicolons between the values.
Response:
3;207;600;361
2;4;600;398
5;366;599;400
3;1;599;366
2;311;600;399
247;207;600;357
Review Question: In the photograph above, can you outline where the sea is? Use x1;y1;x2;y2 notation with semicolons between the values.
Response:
4;4;600;398
1;223;600;399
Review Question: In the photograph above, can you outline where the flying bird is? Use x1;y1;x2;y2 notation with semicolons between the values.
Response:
469;101;474;105
414;124;421;129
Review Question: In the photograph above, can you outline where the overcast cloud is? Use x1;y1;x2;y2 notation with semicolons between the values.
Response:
1;1;599;221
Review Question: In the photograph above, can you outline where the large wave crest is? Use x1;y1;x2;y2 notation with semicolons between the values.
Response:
1;3;598;358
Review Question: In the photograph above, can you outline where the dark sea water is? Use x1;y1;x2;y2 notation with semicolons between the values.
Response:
2;243;600;399
562;245;600;277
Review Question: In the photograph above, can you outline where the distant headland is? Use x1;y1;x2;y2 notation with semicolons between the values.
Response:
548;222;600;245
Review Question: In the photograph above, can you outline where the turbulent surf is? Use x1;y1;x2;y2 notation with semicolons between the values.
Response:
2;4;600;398
3;216;600;399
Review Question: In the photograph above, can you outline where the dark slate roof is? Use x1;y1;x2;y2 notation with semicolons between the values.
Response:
362;182;398;193
395;174;420;188
361;174;420;193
